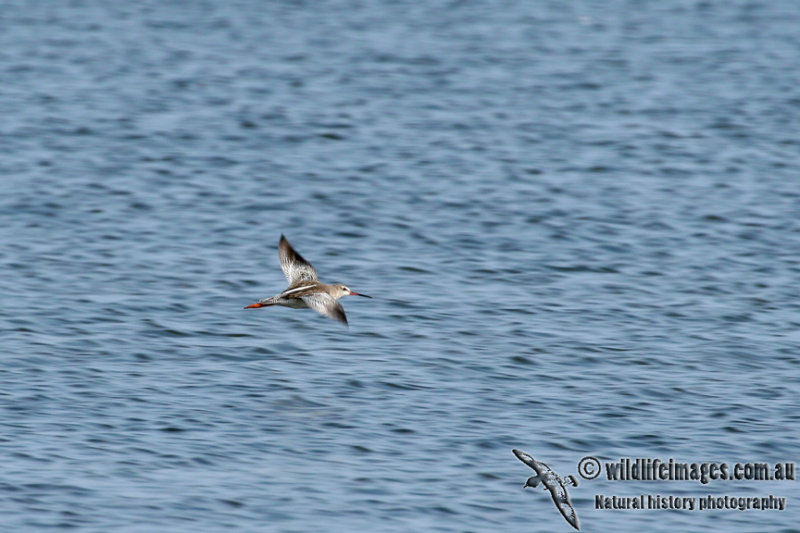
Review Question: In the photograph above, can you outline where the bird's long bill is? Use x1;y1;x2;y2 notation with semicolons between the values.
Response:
244;302;265;309
349;291;372;298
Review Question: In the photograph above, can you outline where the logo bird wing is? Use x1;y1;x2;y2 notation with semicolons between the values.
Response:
546;479;580;530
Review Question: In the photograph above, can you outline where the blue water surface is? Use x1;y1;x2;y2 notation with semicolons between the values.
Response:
1;1;799;531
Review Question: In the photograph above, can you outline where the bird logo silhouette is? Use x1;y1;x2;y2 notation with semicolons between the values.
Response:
513;449;580;530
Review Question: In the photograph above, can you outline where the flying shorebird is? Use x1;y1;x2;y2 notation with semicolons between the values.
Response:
244;235;371;325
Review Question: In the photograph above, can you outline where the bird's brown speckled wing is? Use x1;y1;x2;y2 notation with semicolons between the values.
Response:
300;293;348;325
279;235;318;283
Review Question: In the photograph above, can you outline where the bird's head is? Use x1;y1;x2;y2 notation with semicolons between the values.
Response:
332;284;372;300
524;475;543;489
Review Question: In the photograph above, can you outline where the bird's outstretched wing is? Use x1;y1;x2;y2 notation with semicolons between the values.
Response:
513;449;542;473
301;293;348;325
279;235;318;283
547;481;579;530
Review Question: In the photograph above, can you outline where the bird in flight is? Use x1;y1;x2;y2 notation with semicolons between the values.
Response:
513;449;580;530
244;235;371;325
